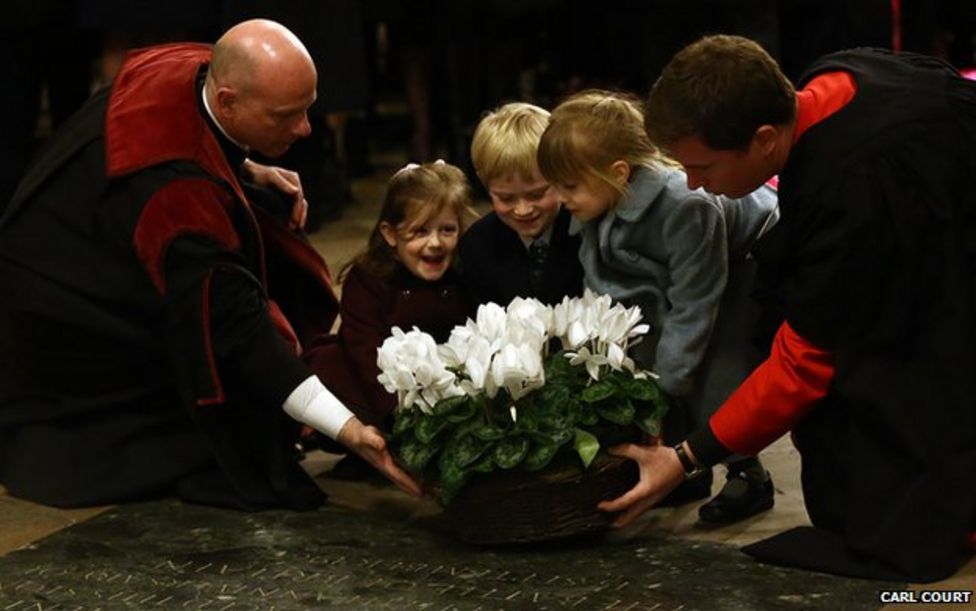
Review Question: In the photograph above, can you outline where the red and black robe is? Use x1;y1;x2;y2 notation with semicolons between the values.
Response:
0;44;338;510
689;49;976;582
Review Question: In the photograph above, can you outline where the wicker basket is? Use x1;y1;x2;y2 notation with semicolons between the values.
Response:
439;453;638;545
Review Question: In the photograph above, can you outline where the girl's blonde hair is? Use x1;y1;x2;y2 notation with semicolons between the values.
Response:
538;89;676;200
470;102;550;185
341;161;475;281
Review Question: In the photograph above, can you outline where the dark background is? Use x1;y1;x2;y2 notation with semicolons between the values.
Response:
2;0;974;224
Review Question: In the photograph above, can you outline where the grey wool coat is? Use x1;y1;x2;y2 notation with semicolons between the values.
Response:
573;164;779;419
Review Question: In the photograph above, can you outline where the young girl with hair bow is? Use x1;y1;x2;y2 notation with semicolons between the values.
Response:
304;161;474;449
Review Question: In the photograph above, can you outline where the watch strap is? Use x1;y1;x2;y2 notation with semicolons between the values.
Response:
673;443;704;480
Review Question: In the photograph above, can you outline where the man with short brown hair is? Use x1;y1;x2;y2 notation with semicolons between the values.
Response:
602;34;976;582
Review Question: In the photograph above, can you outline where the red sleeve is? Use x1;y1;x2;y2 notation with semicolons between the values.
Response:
709;321;835;456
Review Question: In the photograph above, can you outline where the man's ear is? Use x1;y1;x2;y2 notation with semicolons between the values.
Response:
610;160;631;186
379;222;398;248
213;86;238;121
753;125;779;156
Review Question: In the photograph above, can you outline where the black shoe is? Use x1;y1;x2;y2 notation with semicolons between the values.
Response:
659;468;714;507
698;469;774;524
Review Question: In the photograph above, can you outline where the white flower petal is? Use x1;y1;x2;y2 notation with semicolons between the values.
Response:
585;358;600;381
607;342;626;370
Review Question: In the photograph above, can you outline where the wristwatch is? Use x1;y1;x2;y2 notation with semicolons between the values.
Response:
673;443;705;480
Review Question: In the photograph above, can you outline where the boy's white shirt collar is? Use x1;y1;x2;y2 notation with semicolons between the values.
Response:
519;223;554;249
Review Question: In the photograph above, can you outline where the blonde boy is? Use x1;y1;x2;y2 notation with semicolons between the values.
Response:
459;103;583;306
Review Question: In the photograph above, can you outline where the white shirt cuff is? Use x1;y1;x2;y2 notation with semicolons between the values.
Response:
282;375;356;440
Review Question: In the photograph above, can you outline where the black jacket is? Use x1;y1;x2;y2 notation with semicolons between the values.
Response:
459;207;583;308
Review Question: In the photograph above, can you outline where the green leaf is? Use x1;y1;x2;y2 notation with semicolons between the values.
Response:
443;432;494;468
470;423;505;441
524;407;572;433
391;411;414;437
523;442;559;471
397;435;440;473
527;426;574;447
634;407;662;437
581;380;616;403
538;384;571;407
438;461;471;504
469;453;494;473
597;400;636;425
513;416;539;433
492;436;530;469
621;376;661;401
604;369;629;388
415;415;450;443
432;394;468;416
574;428;600;469
655;393;673;420
444;400;477;423
577;401;600;426
544;350;574;379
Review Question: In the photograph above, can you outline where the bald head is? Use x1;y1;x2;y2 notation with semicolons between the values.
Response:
206;19;317;157
210;19;315;94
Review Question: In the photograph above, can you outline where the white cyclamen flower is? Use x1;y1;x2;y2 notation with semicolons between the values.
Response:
376;326;463;413
473;302;508;344
553;289;613;349
460;334;496;394
599;304;636;345
565;345;609;382
488;342;545;400
505;297;552;340
438;324;476;368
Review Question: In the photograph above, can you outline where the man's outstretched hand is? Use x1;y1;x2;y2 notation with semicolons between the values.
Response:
336;417;422;497
242;159;308;230
597;441;686;527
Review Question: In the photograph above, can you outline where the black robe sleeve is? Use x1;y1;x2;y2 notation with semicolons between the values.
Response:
163;235;311;409
136;175;322;509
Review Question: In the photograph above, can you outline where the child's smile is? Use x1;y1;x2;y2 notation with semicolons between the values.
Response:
384;206;460;282
488;174;561;240
419;251;449;275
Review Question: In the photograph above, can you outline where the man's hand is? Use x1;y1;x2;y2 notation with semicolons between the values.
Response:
336;417;422;496
597;441;686;527
242;159;308;230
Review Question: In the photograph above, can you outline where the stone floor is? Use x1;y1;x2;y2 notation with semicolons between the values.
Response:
1;154;973;610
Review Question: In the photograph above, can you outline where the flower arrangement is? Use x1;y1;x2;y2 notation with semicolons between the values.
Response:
378;290;670;503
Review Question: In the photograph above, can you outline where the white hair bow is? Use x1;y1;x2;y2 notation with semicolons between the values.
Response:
393;159;447;178
393;162;420;178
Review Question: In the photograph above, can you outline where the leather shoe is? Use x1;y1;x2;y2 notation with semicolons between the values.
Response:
698;469;774;524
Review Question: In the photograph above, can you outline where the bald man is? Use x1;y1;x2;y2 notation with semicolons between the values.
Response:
0;20;419;510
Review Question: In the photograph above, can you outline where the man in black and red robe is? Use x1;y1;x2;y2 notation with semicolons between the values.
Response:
601;35;976;582
0;19;418;510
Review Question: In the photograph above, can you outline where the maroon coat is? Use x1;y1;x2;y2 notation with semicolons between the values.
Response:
305;263;469;428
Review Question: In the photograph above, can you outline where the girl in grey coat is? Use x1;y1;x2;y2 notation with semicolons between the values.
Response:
538;90;779;524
